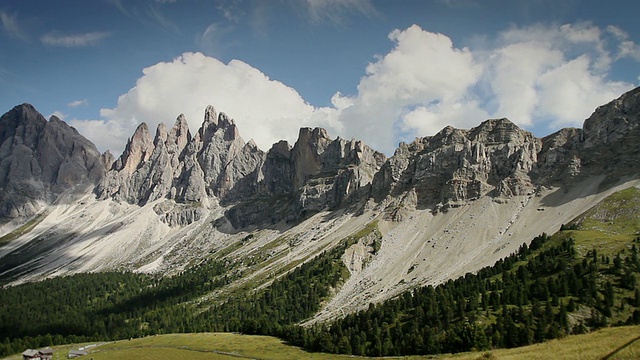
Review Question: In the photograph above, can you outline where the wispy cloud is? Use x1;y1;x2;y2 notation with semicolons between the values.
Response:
437;0;480;8
196;23;237;56
68;99;89;108
0;66;12;85
607;25;640;61
305;0;378;24
216;0;245;22
0;10;29;41
41;31;111;47
146;5;180;33
109;0;130;17
108;0;180;33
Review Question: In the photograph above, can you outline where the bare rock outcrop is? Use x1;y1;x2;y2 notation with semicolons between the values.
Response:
0;104;105;219
535;86;640;185
372;87;640;213
291;128;386;212
372;118;541;210
223;127;386;228
96;107;266;222
95;87;640;228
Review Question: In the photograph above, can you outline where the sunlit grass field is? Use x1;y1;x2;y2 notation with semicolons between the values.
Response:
3;325;639;360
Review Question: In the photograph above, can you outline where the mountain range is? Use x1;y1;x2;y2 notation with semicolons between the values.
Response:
0;86;639;322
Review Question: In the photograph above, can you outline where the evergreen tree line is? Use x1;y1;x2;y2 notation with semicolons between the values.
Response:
1;230;639;357
0;235;353;357
287;235;640;356
0;259;232;356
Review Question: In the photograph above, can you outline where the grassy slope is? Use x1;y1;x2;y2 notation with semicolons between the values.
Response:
448;326;640;360
567;187;640;256
2;326;639;360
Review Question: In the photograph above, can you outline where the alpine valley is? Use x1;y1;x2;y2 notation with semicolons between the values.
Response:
1;87;640;357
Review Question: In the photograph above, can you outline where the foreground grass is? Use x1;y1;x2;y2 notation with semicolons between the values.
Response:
72;333;358;360
448;325;640;360
3;326;638;360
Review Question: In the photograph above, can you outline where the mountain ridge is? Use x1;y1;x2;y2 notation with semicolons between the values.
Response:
0;87;639;324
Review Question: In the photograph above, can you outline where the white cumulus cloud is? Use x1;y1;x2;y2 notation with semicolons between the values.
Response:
329;24;486;153
484;22;635;131
83;52;325;154
73;23;638;157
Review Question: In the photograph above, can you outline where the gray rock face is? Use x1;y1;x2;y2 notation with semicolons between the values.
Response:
372;118;541;209
96;104;386;227
294;129;387;212
96;107;266;214
579;87;640;176
535;86;640;185
224;127;386;228
0;104;105;219
96;87;640;227
0;85;618;228
153;200;206;227
372;87;640;212
260;127;386;211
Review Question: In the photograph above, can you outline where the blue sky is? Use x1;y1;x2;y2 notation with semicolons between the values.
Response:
1;0;639;156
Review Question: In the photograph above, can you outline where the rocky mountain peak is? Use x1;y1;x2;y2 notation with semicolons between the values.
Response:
169;114;191;152
291;127;332;189
469;118;531;144
218;112;234;128
0;104;105;219
270;140;292;158
582;86;640;148
35;86;640;228
154;122;169;146
100;150;115;169
0;104;47;149
373;117;541;211
114;122;154;174
204;105;217;125
197;105;218;144
532;86;640;185
226;127;385;228
96;106;267;219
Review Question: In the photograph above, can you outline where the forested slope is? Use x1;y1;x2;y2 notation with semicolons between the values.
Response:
1;189;640;357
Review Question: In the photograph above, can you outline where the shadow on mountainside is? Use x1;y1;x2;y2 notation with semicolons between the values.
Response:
538;174;640;209
0;220;129;285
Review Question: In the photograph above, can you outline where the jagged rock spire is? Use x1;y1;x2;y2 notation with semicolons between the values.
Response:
114;122;154;175
198;105;218;144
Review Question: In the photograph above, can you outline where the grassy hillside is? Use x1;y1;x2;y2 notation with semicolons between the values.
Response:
449;325;640;359
2;326;639;360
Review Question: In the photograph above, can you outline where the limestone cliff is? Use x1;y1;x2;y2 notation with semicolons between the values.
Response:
372;118;541;212
371;87;640;215
96;107;266;215
5;86;639;230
